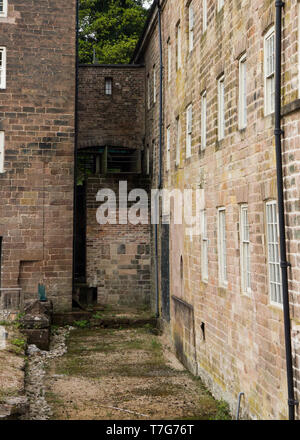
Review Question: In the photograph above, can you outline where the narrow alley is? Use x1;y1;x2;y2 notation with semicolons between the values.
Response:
35;310;230;420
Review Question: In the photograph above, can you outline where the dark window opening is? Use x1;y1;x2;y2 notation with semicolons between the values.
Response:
180;255;183;280
201;322;205;341
105;77;113;95
78;146;141;176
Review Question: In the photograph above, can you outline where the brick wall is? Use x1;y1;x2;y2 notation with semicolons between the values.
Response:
0;1;76;311
136;0;300;419
78;65;145;150
86;175;151;307
77;65;151;307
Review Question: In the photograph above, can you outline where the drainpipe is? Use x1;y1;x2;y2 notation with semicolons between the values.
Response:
154;0;164;318
274;0;298;420
157;0;163;190
72;0;79;295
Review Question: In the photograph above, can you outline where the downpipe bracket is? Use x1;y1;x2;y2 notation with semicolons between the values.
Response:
288;399;299;407
274;128;284;136
281;261;291;269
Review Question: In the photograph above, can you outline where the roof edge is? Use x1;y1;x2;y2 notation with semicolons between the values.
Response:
79;63;145;68
130;0;159;64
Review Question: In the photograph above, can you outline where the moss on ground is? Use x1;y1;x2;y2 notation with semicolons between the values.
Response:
46;326;231;420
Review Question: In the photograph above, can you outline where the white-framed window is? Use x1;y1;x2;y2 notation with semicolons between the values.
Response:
166;126;171;172
240;204;251;294
266;201;282;305
239;54;247;129
218;207;227;286
176;116;181;166
0;0;7;17
147;74;151;110
176;22;182;70
218;75;225;141
218;0;224;12
203;0;207;32
153;66;156;104
188;3;194;52
264;27;275;115
105;77;112;95
186;104;192;158
0;131;4;173
201;91;207;151
167;38;172;82
0;47;6;89
201;209;208;281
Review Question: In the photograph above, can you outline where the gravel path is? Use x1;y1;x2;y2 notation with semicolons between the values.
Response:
41;326;228;420
21;327;72;420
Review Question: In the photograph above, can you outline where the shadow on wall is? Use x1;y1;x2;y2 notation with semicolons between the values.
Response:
172;295;197;375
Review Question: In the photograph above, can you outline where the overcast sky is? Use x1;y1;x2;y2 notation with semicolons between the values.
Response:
143;0;153;9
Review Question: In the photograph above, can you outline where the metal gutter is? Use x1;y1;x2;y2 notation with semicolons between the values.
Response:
153;0;164;319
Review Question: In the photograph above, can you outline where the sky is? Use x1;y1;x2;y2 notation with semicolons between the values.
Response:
143;0;153;9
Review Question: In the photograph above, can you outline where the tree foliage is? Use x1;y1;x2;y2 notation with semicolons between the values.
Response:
79;0;149;64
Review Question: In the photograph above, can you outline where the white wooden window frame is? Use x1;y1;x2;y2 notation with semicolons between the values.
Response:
201;91;207;151
176;117;180;166
0;131;4;173
239;54;247;129
240;204;251;295
217;0;224;12
0;47;6;89
186;104;192;158
167;39;172;82
264;27;275;116
153;66;156;104
218;207;227;286
176;23;182;70
218;75;225;141
201;209;208;282
266;200;283;306
147;74;151;110
0;0;7;17
188;4;194;52
203;0;207;32
166;126;171;172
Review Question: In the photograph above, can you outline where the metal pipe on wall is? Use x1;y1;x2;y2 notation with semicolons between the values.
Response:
154;0;164;318
72;0;80;294
274;0;298;420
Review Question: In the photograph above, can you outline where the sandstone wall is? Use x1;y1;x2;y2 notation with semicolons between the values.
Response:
0;0;76;311
78;65;145;150
86;175;151;307
137;0;300;419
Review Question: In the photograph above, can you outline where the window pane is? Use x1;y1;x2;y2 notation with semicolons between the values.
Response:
105;78;112;95
266;201;282;304
218;209;227;284
241;205;250;293
201;92;207;150
0;132;4;173
202;210;208;280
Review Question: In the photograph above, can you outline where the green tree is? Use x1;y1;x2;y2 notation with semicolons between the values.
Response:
79;0;149;64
